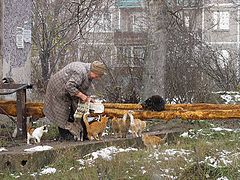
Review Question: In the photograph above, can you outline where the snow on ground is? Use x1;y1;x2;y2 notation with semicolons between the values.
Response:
77;146;138;166
30;167;57;177
9;146;139;178
202;150;233;168
212;91;240;104
148;148;194;167
24;145;53;152
39;167;57;175
217;177;229;180
210;127;240;132
8;144;238;179
179;126;240;139
8;125;240;179
0;147;8;152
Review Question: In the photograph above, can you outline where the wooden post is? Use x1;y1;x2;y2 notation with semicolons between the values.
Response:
16;89;27;138
0;84;31;139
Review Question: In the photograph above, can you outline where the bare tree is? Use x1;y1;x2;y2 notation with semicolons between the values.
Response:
31;0;240;103
141;0;168;100
76;1;146;103
32;0;103;89
164;1;239;103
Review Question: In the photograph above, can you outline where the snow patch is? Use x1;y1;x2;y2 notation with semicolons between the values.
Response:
39;167;56;175
0;147;8;152
24;146;53;152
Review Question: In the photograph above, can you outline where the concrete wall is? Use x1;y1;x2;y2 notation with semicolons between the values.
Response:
0;1;3;81
2;0;32;84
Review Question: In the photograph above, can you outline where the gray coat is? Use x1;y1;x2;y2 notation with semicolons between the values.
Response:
43;62;92;128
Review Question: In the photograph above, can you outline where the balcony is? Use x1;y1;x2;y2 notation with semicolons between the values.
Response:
114;31;147;46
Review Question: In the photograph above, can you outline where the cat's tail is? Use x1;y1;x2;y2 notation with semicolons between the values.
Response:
83;113;90;131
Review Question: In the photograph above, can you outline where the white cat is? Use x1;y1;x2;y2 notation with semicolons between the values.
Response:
27;125;48;144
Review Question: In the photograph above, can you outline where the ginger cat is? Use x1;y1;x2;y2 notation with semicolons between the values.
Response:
65;121;83;141
83;113;108;141
111;114;130;138
27;125;48;144
127;110;146;137
142;133;168;149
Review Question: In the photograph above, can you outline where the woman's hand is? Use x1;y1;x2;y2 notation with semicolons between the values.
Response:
86;96;95;103
76;91;95;103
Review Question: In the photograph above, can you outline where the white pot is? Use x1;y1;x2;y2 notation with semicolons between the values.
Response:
89;102;104;113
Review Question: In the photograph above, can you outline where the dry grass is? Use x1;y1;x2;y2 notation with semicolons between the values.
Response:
1;120;240;179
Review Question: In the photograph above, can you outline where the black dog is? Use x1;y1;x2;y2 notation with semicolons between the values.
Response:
141;95;165;111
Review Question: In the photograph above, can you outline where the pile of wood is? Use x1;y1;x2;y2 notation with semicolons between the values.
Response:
1;101;240;120
0;101;44;119
103;103;240;120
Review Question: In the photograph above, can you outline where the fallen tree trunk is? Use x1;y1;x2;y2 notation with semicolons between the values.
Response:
103;103;240;111
104;108;240;120
0;101;44;118
1;101;240;120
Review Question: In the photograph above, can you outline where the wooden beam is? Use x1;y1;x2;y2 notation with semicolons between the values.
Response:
103;103;240;111
0;101;44;118
1;101;240;120
104;108;240;120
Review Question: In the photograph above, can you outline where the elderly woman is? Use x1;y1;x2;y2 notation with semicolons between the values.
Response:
43;61;107;140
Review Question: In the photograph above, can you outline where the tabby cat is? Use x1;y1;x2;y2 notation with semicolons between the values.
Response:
65;121;83;141
111;114;130;138
83;113;108;141
142;133;168;149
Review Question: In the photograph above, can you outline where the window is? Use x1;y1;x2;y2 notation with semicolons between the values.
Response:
117;46;132;65
212;11;230;30
117;46;146;66
176;0;198;6
184;15;190;28
132;13;147;32
218;50;229;68
87;11;112;32
133;47;145;65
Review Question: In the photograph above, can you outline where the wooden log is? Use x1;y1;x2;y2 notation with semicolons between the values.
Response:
103;108;178;120
103;103;142;110
25;102;44;118
0;101;44;118
178;109;240;120
103;108;240;120
165;103;240;111
103;102;240;111
1;101;240;120
0;100;17;117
